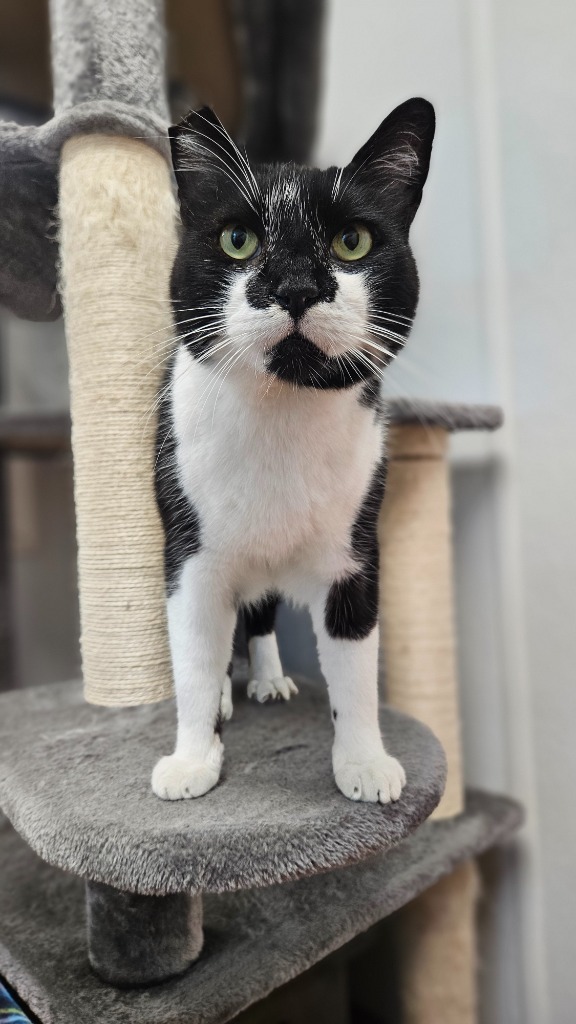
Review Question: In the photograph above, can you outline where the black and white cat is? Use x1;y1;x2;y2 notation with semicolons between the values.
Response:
152;99;435;804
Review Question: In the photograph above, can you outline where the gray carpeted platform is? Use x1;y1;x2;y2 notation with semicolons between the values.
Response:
0;679;445;894
0;791;523;1024
385;397;503;432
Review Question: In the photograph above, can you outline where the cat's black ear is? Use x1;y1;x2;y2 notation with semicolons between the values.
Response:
169;107;236;174
169;107;258;222
347;98;435;229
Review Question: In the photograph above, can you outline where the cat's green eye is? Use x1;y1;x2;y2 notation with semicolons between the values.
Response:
331;223;373;262
220;224;260;260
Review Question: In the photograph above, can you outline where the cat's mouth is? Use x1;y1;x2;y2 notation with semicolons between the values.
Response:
265;332;331;387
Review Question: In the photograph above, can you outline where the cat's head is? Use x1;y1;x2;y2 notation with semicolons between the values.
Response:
169;99;435;390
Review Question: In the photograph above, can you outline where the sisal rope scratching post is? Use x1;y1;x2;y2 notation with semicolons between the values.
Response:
379;423;479;1023
59;135;177;706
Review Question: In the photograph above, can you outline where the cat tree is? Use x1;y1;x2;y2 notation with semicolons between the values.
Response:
0;1;522;1021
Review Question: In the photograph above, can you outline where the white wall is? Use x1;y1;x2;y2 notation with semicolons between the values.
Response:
316;1;576;1021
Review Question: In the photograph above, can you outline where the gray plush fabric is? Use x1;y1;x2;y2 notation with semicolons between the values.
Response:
385;397;503;432
0;792;523;1024
49;0;168;124
0;678;445;895
0;0;169;321
87;882;203;987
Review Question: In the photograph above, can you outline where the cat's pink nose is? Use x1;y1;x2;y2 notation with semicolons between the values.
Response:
273;284;320;320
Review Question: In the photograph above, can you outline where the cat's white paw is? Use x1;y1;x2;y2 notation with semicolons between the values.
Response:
152;743;223;800
247;676;298;703
333;750;406;804
220;676;233;721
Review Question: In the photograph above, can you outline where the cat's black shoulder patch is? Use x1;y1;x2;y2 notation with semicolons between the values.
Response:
155;361;202;596
324;454;387;641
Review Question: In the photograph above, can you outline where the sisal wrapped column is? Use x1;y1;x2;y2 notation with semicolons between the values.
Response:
379;423;478;1023
59;135;177;705
397;859;479;1023
379;425;462;817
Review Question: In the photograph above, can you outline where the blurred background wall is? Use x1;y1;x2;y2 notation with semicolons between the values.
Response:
1;1;574;1021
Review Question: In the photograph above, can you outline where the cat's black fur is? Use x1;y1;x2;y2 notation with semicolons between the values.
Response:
155;383;201;597
325;455;388;641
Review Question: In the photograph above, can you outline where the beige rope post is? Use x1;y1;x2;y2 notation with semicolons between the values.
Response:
379;423;479;1023
59;135;177;706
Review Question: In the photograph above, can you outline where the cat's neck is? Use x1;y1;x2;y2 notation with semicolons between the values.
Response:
170;343;376;447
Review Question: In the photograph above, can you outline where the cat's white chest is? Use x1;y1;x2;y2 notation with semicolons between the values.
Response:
170;347;383;573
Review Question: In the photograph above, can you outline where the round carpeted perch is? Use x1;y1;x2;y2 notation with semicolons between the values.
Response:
0;677;448;987
0;790;523;1023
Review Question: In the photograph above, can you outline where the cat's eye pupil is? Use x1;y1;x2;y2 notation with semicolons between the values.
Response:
342;228;359;251
231;226;247;250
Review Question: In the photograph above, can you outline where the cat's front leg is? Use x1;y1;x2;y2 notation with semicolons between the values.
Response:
310;578;406;804
152;555;236;800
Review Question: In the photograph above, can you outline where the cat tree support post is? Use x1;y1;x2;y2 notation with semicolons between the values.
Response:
45;0;181;706
379;423;478;1024
59;135;176;705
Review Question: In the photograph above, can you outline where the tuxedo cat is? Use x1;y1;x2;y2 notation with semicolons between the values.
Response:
152;99;435;803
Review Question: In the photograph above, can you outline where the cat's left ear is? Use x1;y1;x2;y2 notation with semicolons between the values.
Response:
169;107;255;223
348;98;435;229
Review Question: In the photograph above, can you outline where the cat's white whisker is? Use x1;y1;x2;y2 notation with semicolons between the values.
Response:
190;347;248;447
190;111;261;204
363;338;397;360
211;342;256;431
179;130;258;211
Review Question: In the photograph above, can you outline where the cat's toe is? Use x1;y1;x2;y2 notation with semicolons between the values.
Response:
247;676;298;703
152;746;223;800
334;752;406;804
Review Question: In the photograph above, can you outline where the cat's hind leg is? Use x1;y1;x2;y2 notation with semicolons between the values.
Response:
244;593;298;703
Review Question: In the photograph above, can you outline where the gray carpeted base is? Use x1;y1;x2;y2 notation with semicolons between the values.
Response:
0;679;445;895
0;792;523;1024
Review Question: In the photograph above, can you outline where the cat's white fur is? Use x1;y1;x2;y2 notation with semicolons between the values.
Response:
152;270;406;804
